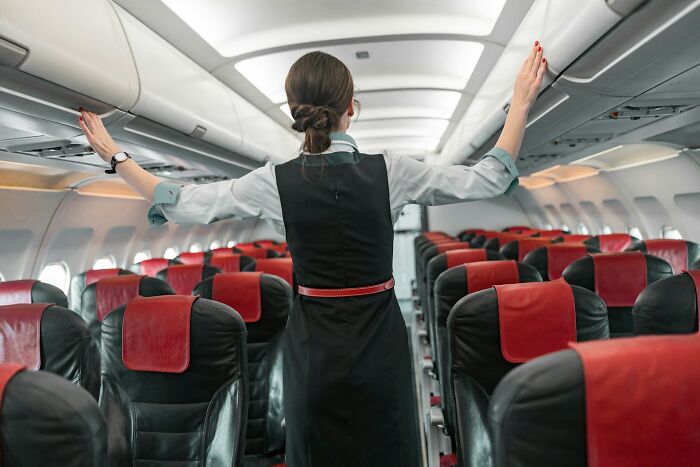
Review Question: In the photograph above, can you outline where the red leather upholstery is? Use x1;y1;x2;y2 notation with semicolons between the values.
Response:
643;239;688;274
496;279;576;363
85;268;121;286
254;240;278;248
571;335;700;467
687;270;700;320
210;247;235;256
0;280;35;306
538;229;568;238
122;295;195;373
137;258;170;276
235;247;268;259
95;275;142;322
255;259;293;287
164;264;206;295
0;363;24;409
177;252;205;265
547;245;588;280
0;304;49;370
516;238;553;260
445;249;487;268
592;252;647;307
466;260;519;293
424;231;451;239
436;241;471;253
597;234;633;253
503;226;531;233
560;235;591;243
209;254;242;273
212;273;262;323
269;243;289;254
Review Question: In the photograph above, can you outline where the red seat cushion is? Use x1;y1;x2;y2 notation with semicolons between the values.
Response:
165;265;205;295
0;280;35;306
96;275;143;322
436;242;471;253
644;239;688;274
85;268;121;286
597;234;633;253
212;273;262;323
209;254;241;273
547;244;588;280
0;304;50;370
177;252;205;265
255;259;293;287
592;252;647;307
445;249;487;268
466;260;519;294
138;258;170;277
517;238;553;261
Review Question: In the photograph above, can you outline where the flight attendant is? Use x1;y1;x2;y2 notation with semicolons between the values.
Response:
79;44;546;467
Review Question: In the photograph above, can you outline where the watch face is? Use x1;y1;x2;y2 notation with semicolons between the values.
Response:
114;152;128;162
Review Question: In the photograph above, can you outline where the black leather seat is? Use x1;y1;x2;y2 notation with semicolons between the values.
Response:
79;275;174;344
0;303;99;398
434;260;541;439
583;233;642;253
633;270;699;335
101;295;249;466
457;229;485;242
70;268;133;312
523;244;600;280
563;252;673;336
470;231;498;248
0;365;106;466
414;235;455;301
627;239;700;274
133;257;181;276
194;272;291;465
156;264;221;295
209;253;256;273
447;279;608;467
498;238;555;261
489;335;700;467
0;279;68;307
234;244;282;259
482;234;525;252
419;241;471;310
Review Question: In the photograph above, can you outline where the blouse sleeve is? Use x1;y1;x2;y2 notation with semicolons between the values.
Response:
385;147;520;212
146;162;283;227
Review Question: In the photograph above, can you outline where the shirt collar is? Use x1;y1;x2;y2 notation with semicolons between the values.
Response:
299;132;358;155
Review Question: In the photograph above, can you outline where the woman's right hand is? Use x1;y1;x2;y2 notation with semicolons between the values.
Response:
511;42;547;112
78;109;121;163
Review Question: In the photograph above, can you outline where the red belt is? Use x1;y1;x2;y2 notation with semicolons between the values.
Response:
298;277;395;298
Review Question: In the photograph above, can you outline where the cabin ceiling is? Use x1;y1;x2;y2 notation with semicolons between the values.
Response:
113;0;534;158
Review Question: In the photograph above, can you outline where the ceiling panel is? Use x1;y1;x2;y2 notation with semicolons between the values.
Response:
356;135;441;153
161;0;505;57
349;118;449;140
235;40;484;103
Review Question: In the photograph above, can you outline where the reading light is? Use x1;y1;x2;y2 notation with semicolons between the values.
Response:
518;176;557;190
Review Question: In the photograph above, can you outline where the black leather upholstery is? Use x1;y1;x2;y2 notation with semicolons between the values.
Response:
194;274;291;463
434;262;541;439
101;298;249;467
627;239;700;271
447;285;608;467
522;245;600;280
562;254;673;336
633;273;699;335
583;235;643;252
0;279;68;307
1;368;106;466
69;268;133;313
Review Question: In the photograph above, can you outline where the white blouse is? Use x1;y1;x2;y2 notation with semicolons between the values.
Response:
148;133;519;235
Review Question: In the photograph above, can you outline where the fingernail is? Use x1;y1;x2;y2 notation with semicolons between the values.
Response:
535;41;539;46
79;116;83;121
542;58;546;63
538;46;542;52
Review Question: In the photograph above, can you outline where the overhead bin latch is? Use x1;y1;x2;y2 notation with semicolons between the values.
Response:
0;36;28;68
190;125;207;140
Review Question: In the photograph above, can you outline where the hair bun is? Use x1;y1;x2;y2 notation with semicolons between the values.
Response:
291;104;338;133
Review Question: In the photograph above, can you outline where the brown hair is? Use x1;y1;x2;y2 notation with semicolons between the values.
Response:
285;51;354;154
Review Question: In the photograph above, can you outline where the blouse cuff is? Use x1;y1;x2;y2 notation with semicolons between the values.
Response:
481;147;520;196
147;182;181;227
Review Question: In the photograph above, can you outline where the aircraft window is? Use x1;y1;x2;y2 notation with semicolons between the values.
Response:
628;226;643;239
133;251;151;264
560;224;571;232
209;241;221;250
661;226;683;239
602;225;613;235
0;272;4;282
92;256;117;270
227;241;237;248
38;262;70;294
163;247;180;260
544;223;553;230
578;223;590;235
189;243;203;253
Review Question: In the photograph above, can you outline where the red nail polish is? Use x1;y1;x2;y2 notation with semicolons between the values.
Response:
542;58;546;63
79;116;83;121
538;47;542;52
535;41;539;46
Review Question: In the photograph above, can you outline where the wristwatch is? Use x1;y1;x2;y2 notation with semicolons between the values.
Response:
105;152;131;174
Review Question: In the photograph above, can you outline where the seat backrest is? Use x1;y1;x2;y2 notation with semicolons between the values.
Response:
234;244;276;259
156;264;221;295
176;251;212;265
0;304;99;398
0;365;106;466
194;272;291;460
628;239;700;274
483;234;525;252
523;244;600;280
632;270;699;335
584;234;642;253
254;258;294;289
501;225;532;233
499;238;554;261
447;279;608;467
457;229;485;242
80;275;174;343
208;253;255;273
134;257;181;276
0;279;68;307
490;335;700;467
101;295;248;467
537;229;569;238
70;268;133;311
433;261;541;438
563;252;673;336
253;239;279;248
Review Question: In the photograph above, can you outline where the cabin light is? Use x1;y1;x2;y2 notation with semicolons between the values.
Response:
571;144;681;171
531;165;599;183
356;136;441;153
518;176;556;190
350;119;449;140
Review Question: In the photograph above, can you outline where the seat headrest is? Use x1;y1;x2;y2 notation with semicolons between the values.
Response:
137;258;172;276
484;234;524;251
592;252;648;307
0;281;65;307
423;231;450;239
210;247;235;256
501;238;553;261
254;240;278;248
497;279;576;363
465;260;520;294
547;244;590;280
212;272;262;323
85;268;122;286
234;244;269;259
255;258;293;287
537;229;568;238
445;249;487;268
633;270;700;335
0;304;50;370
571;335;700;467
158;264;220;295
434;241;471;254
640;239;688;274
559;234;591;243
95;275;143;321
122;295;196;373
177;252;206;265
591;234;635;253
209;253;242;273
502;226;530;233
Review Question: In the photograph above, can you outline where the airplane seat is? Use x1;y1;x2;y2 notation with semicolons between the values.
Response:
0;279;68;307
250;258;295;290
483;234;524;252
557;234;592;243
470;232;499;248
156;264;221;295
194;272;291;464
79;275;174;344
499;238;555;261
433;260;541;439
234;244;281;259
583;234;642;253
501;225;531;233
489;335;700;467
0;365;106;466
626;239;700;274
0;303;99;398
70;268;134;312
457;229;485;242
209;253;256;273
447;279;608;467
176;251;212;265
100;295;248;466
253;239;280;248
419;242;471;309
562;252;673;336
537;229;570;238
523;244;600;280
133;257;182;276
632;270;699;335
268;243;289;255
